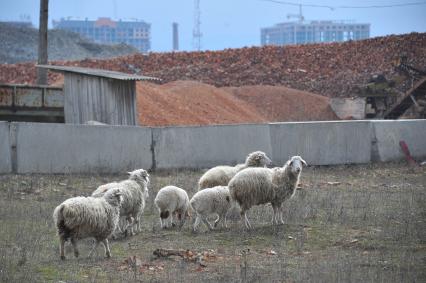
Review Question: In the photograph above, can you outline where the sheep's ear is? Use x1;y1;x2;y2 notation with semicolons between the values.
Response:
127;171;132;176
301;158;308;166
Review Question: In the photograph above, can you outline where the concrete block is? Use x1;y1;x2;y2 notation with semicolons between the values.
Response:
16;123;152;173
269;121;372;165
154;124;272;169
372;119;426;162
0;122;12;173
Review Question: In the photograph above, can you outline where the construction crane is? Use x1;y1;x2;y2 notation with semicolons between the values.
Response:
193;0;202;51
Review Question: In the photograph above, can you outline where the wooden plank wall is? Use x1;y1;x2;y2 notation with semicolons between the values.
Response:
64;73;137;125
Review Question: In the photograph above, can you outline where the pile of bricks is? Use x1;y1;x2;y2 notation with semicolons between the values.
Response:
0;32;425;97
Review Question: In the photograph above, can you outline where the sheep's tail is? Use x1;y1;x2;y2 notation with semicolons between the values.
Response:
53;204;72;241
188;197;197;216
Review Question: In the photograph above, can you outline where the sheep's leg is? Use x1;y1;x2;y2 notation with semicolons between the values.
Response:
244;213;252;229
201;215;214;230
222;213;228;228
59;237;66;260
71;237;79;258
116;217;125;234
167;214;173;228
129;216;135;236
137;212;143;232
132;215;140;234
179;211;187;228
88;240;100;258
171;212;177;227
214;214;221;228
193;215;201;232
279;205;285;225
101;239;111;258
271;206;278;225
159;216;164;229
240;210;252;229
125;216;134;236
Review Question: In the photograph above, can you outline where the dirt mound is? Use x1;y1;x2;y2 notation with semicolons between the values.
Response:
137;81;266;126
137;81;337;126
0;22;138;64
223;85;339;122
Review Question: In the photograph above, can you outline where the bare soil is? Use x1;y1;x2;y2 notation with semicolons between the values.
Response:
137;81;338;126
0;162;425;282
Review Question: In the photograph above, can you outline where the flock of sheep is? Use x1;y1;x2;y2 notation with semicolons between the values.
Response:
53;151;307;260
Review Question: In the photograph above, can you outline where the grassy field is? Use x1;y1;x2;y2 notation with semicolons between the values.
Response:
0;162;425;282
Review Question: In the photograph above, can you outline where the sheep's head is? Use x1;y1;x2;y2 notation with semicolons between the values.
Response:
246;151;272;167
128;169;150;196
286;156;307;176
128;169;150;183
104;189;123;207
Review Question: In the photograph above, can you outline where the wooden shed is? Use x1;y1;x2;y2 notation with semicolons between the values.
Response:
37;65;158;125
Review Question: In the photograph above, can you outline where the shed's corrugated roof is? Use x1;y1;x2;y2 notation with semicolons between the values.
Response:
36;65;160;81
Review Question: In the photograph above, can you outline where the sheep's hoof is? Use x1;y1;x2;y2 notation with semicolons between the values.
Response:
74;252;79;258
60;255;66;260
106;252;111;258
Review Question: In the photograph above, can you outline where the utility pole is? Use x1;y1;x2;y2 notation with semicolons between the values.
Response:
193;0;202;51
172;22;179;51
37;0;49;85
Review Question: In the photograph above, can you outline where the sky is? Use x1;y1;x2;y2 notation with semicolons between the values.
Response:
1;0;425;52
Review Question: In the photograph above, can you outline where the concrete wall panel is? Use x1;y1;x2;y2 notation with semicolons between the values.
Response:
0;122;12;173
372;120;426;162
16;123;152;173
154;124;272;169
269;121;372;165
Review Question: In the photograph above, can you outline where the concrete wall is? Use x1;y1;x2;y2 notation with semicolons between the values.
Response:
372;119;426;162
0;120;424;173
153;124;272;169
270;121;372;165
0;122;12;173
15;122;152;173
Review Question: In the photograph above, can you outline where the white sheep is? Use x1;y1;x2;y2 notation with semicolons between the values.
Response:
91;169;150;236
154;186;190;229
53;188;122;260
228;156;307;229
190;186;233;232
198;151;272;190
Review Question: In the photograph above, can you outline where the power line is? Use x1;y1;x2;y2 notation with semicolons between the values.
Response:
260;0;426;10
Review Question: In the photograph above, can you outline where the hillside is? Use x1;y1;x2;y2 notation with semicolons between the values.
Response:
0;22;138;64
136;81;338;126
0;32;424;97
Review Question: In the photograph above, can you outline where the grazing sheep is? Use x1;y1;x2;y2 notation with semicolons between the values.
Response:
91;169;150;236
198;151;272;190
190;186;233;232
229;156;307;229
53;188;122;260
154;186;190;229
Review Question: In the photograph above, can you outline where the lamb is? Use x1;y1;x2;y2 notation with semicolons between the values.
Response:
190;186;233;232
154;186;190;229
53;188;122;260
228;156;307;229
91;169;150;236
198;151;272;190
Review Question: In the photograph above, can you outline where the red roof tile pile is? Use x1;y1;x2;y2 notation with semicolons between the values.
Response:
0;33;425;97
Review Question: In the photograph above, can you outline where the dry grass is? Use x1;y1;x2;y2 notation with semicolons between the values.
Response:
0;162;425;282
